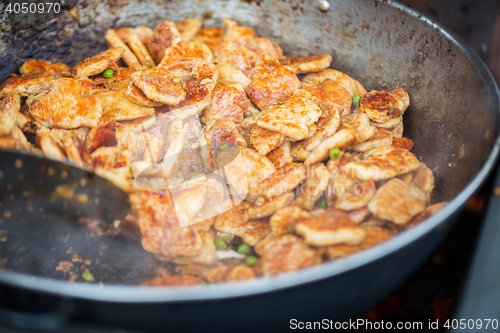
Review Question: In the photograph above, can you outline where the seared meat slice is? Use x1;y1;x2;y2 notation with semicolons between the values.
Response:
250;125;286;156
214;207;271;246
37;127;66;161
172;185;208;220
216;63;252;90
299;102;341;154
193;27;224;52
246;37;283;58
283;54;332;74
116;26;154;44
342;146;421;181
200;120;247;171
296;208;366;246
142;275;204;286
405;201;448;230
162;117;188;178
216;44;258;76
266;141;293;168
0;94;20;137
98;88;155;121
225;264;256;282
303;79;351;116
368;178;427;225
146;21;182;64
257;90;321;141
390;121;404;138
258;234;322;276
125;83;162;107
372;115;402;129
93;67;136;90
222;17;257;46
72;47;125;78
201;83;249;123
0;72;54;98
294;163;330;211
20;59;70;75
30;78;102;128
90;146;122;168
351;127;393;152
258;162;306;199
104;30;141;69
158;41;212;68
331;175;376;211
392;137;414;151
247;55;301;109
411;162;435;203
346;206;371;224
327;226;395;259
9;127;32;151
223;147;276;199
247;192;295;219
131;67;186;105
302;68;367;97
176;19;203;41
62;132;89;168
360;88;410;123
84;119;118;154
269;206;312;236
124;33;155;67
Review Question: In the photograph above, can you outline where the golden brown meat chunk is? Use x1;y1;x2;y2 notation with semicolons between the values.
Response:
266;141;293;168
0;94;20;137
327;226;396;259
368;178;427;225
176;19;203;41
296;208;366;246
201;84;248;123
146;21;182;64
250;125;287;156
125;83;162;107
283;54;332;74
125;33;155;67
158;41;212;68
193;27;224;52
0;72;54;98
303;79;352;116
116;26;154;44
258;162;307;199
225;264;256;282
29;78;102;128
247;192;295;219
294;163;330;211
302;68;367;97
351;127;393;152
214;207;271;246
405;202;448;230
246;37;283;58
360;88;410;123
20;59;70;75
216;44;259;76
131;67;186;105
72;47;125;78
257;90;322;141
331;175;376;211
98;88;155;121
259;234;322;276
411;162;435;203
392;137;414;151
269;206;312;236
247;55;301;110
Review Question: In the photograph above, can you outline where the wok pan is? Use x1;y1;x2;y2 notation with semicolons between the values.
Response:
0;0;498;330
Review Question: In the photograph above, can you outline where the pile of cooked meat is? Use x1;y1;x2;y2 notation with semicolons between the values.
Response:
0;17;447;286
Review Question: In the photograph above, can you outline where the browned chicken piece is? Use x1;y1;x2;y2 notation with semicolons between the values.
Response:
332;175;376;211
246;37;283;58
298;102;341;155
19;59;70;75
258;234;322;276
247;192;295;219
159;231;216;265
30;78;102;129
269;206;312;236
303;79;352;116
392;137;414;151
216;44;259;76
205;266;230;283
51;127;89;146
411;163;435;203
222;17;257;46
225;264;256;282
216;63;252;89
119;114;156;132
247;55;301;110
0;137;18;149
200;120;247;171
257;90;321;141
266;141;293;168
223;147;276;199
10;127;32;151
146;21;182;64
142;275;205;286
201;83;249;123
125;82;162;107
351;127;393;152
98;88;155;121
250;125;286;156
372;115;402;129
390;121;404;138
346;206;371;224
124;33;155;67
72;47;125;78
327;226;396;259
360;88;410;123
0;94;20;137
193;27;224;52
158;41;213;68
302;68;367;97
131;67;186;105
405;201;448;230
37;127;66;161
368;178;427;225
214;207;270;246
62;132;88;168
296;208;366;246
116;26;154;45
183;116;202;143
93;66;136;90
105;30;142;69
0;72;54;98
166;59;218;119
84;120;119;154
172;185;208;221
294;163;330;211
258;162;307;199
283;54;332;74
342;146;421;181
90;146;122;168
176;19;203;41
162;119;188;178
304;113;375;166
